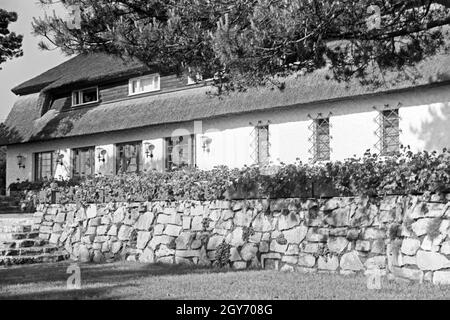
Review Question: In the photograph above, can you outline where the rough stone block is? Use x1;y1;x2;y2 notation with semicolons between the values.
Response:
278;212;300;230
401;238;421;256
96;225;109;236
325;207;350;227
86;204;97;219
364;256;386;270
433;271;450;285
340;251;364;271
362;228;385;240
416;250;450;271
355;240;371;252
253;214;275;233
137;231;151;249
107;225;118;236
328;237;349;254
392;266;423;281
182;216;191;230
240;243;258;261
411;218;434;237
207;235;224;250
298;253;316;268
283;225;308;245
135;212;155;231
118;225;133;241
318;256;339;271
164;225;182;237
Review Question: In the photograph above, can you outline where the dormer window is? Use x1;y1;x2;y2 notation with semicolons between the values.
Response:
129;74;160;95
187;73;203;85
72;87;99;107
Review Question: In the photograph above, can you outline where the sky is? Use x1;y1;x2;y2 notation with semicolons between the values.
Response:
0;0;70;122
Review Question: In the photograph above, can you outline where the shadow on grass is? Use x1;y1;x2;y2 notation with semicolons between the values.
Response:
0;284;135;300
0;261;242;299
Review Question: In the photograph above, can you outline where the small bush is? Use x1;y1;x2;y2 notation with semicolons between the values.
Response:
201;217;211;231
214;241;231;268
11;147;450;204
242;226;255;242
403;217;415;234
388;223;402;240
276;233;287;245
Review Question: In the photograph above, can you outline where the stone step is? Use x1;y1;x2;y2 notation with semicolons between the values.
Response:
0;203;20;208
0;221;40;233
0;219;39;228
0;238;47;249
0;252;70;267
0;245;60;257
0;207;22;212
0;231;40;241
0;225;33;234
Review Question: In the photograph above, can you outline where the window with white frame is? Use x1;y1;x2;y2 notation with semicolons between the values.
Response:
129;74;160;95
187;73;203;85
72;87;99;107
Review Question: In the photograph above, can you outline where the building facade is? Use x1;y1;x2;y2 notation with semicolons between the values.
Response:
2;53;450;189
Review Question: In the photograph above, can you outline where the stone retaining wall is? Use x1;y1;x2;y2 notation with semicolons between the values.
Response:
32;195;450;285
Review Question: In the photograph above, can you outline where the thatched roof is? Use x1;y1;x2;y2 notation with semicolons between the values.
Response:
11;53;151;95
2;52;450;146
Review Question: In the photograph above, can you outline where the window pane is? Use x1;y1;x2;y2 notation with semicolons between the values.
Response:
73;92;80;105
165;135;194;171
130;75;159;94
314;118;330;162
73;147;95;178
35;151;56;181
82;88;98;103
257;126;269;165
117;142;141;174
381;109;400;156
140;77;155;92
131;80;138;94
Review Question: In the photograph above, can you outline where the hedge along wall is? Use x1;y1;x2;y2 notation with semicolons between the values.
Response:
32;194;450;285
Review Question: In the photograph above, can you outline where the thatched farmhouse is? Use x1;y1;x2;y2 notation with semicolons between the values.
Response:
1;53;450;189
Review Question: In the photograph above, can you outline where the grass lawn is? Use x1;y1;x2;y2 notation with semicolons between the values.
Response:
1;261;450;300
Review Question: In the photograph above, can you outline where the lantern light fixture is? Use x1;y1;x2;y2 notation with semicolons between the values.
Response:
17;154;26;169
97;148;107;163
144;142;155;158
201;135;212;153
57;154;65;166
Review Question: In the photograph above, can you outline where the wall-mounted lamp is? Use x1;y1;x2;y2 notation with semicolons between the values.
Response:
97;148;107;163
57;154;65;166
144;142;155;159
201;135;212;153
17;154;26;169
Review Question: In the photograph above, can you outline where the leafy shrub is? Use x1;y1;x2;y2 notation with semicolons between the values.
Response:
202;217;211;231
242;226;255;242
214;240;231;268
388;223;402;240
12;147;450;204
276;233;287;245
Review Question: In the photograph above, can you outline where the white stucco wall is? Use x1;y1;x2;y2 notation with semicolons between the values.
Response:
330;111;379;161
269;121;310;164
400;102;450;153
5;83;450;189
